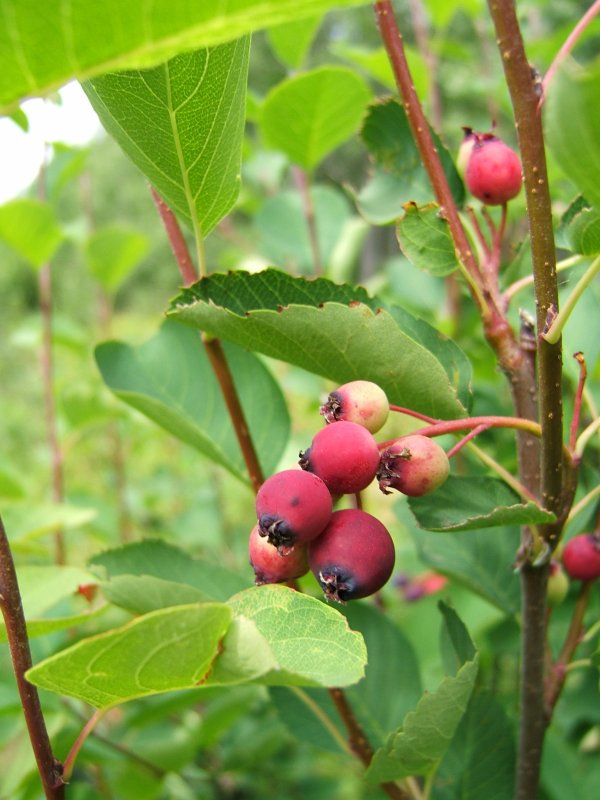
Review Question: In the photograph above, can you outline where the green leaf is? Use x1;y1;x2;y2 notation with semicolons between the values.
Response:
333;43;429;97
26;603;233;708
84;225;149;291
397;202;459;276
0;0;366;115
266;15;321;69
408;475;556;531
565;203;600;256
438;601;477;674
0;606;109;644
366;617;479;782
84;38;250;235
0;199;64;268
228;584;367;687
1;502;97;541
433;691;516;800
546;58;600;213
89;540;250;603
95;320;290;483
254;185;352;273
410;524;521;615
100;575;209;614
260;66;371;171
168;269;472;419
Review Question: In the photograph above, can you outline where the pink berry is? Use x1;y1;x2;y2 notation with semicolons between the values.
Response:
308;508;395;603
320;380;389;434
255;469;333;554
562;533;600;582
378;434;449;497
465;133;522;205
249;524;309;585
456;127;476;180
299;420;380;495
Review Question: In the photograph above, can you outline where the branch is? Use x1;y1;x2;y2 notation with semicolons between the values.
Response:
0;515;65;799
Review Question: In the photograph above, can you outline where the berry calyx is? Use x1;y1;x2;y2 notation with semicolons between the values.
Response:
562;532;600;582
465;133;522;205
299;420;380;495
256;469;333;554
320;380;389;434
377;434;450;496
308;508;395;603
249;524;309;585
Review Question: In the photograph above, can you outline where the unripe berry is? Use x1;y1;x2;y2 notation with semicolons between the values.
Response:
308;508;395;603
465;133;522;205
299;420;380;495
456;127;476;180
378;434;449;497
249;524;309;585
256;469;333;554
562;532;600;582
547;561;569;607
320;380;390;434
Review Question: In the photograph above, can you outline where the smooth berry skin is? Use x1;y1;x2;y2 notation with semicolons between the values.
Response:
256;469;333;554
299;420;381;495
378;434;449;497
321;380;389;434
308;509;395;603
562;533;600;582
249;524;309;585
465;135;522;205
547;561;569;607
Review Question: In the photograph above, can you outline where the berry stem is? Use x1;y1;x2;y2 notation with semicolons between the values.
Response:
445;424;491;459
465;440;540;505
503;254;585;306
542;255;600;345
574;416;600;460
380;414;542;447
565;484;600;526
569;352;587;453
0;515;65;798
63;709;106;781
388;405;436;424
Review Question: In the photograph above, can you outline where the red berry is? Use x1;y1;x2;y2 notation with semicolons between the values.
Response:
320;380;389;433
378;434;449;496
256;469;333;554
308;508;395;603
299;420;380;495
562;533;600;582
465;133;522;205
249;524;309;585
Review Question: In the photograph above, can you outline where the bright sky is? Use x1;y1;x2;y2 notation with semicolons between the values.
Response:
0;82;102;203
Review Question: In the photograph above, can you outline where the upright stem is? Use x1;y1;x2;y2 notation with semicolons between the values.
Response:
292;167;324;276
0;516;65;798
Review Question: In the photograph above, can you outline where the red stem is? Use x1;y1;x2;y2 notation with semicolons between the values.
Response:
150;187;198;286
380;414;542;447
569;352;587;454
446;424;491;459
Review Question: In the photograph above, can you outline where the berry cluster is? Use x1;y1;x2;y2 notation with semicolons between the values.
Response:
248;380;451;603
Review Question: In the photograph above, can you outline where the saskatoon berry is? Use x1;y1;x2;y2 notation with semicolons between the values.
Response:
378;434;449;497
299;420;381;495
562;532;600;582
308;508;395;603
320;380;389;434
465;133;522;205
249;524;309;585
456;127;476;180
255;469;333;554
547;561;569;607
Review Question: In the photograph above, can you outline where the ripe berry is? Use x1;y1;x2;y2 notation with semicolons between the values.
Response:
562;532;600;582
308;508;395;603
320;380;390;434
249;524;309;585
256;469;333;554
299;420;380;495
378;434;449;496
465;133;522;205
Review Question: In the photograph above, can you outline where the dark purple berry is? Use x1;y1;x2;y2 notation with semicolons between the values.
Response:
249;524;309;585
308;508;395;603
378;434;449;496
299;420;380;495
320;380;389;433
255;469;332;554
562;533;600;582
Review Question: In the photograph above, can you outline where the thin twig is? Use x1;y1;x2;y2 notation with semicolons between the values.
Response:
569;353;587;453
292;166;324;276
0;515;65;798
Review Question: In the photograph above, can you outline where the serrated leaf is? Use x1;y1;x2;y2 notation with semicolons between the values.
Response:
260;66;371;171
26;603;233;708
227;584;367;688
0;0;366;115
0;199;64;268
546;59;600;213
168;269;472;419
408;475;556;531
84;39;250;234
266;15;321;69
95;320;290;483
84;225;149;291
89;539;250;602
397;202;459;276
366;657;479;782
